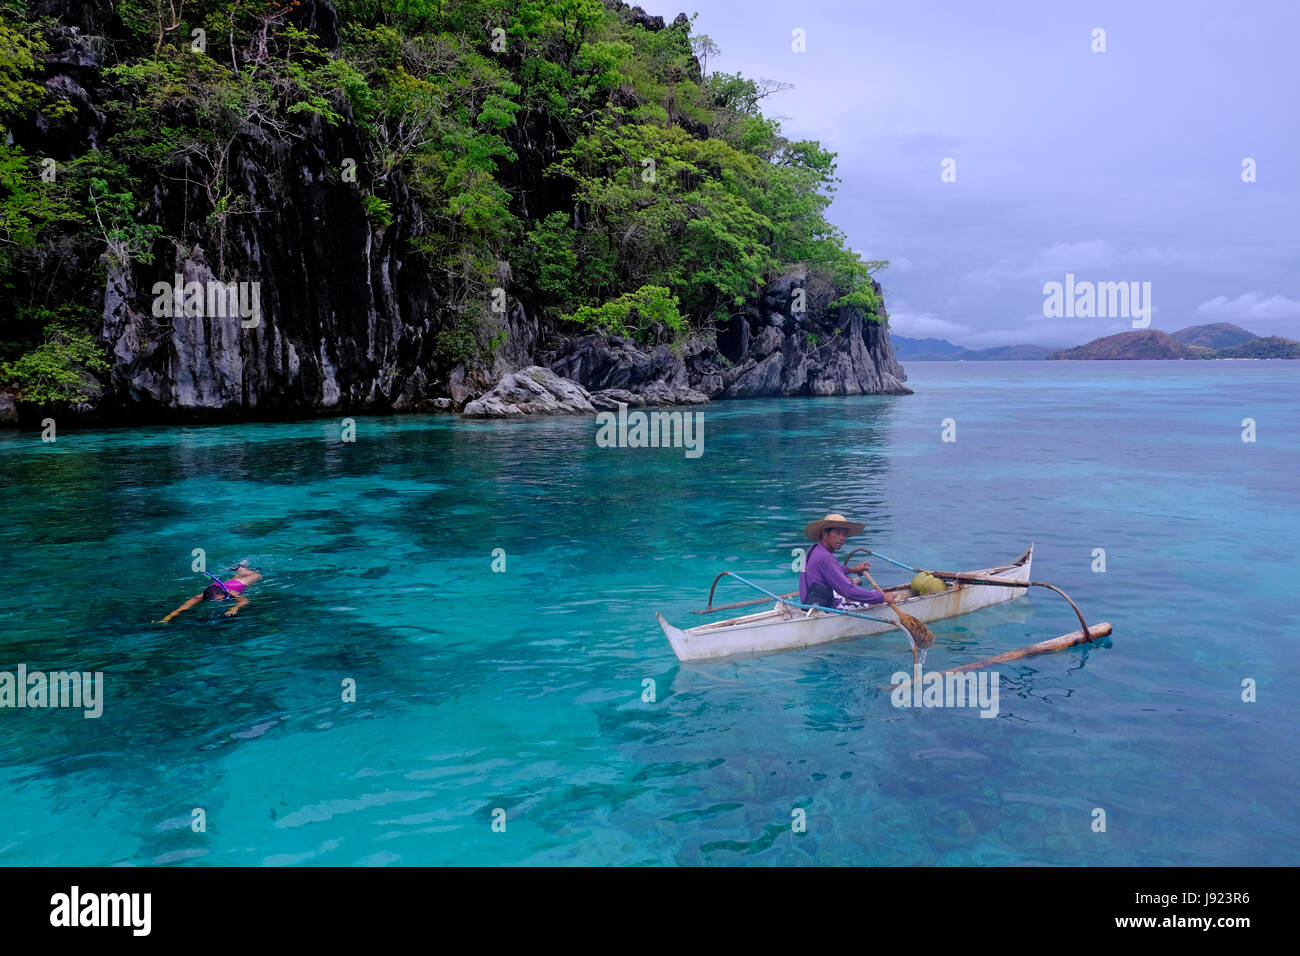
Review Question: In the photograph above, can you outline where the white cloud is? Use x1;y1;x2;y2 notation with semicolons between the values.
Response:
966;241;1199;288
887;298;1118;348
1133;246;1198;265
956;319;1128;348
1029;240;1116;275
1195;291;1300;321
886;306;969;339
966;241;1112;287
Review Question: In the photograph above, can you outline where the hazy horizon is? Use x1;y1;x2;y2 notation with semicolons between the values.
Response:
892;317;1268;351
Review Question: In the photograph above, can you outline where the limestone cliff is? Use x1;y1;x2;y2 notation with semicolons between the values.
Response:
2;1;909;426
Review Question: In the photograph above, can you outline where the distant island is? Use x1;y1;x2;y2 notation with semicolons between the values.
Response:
891;337;1054;361
1048;324;1300;360
895;323;1300;361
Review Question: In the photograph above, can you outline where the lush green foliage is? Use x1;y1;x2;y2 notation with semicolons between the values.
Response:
362;193;394;225
1;0;887;402
1;11;80;271
0;320;108;404
561;284;685;343
433;315;483;367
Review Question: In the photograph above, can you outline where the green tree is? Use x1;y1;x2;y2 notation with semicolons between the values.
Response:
561;284;685;344
0;321;109;405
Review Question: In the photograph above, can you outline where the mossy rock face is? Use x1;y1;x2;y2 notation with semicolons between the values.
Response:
910;572;946;595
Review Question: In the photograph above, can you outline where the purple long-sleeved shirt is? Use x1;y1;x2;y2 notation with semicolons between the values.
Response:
799;543;885;606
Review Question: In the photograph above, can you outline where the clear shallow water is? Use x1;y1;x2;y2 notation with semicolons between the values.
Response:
1;360;1297;866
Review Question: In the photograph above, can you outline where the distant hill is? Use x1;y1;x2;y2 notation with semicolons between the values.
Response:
1171;323;1258;349
895;326;1298;362
1213;336;1300;359
892;336;1052;361
891;336;967;359
1048;330;1196;360
1048;328;1300;360
972;344;1055;360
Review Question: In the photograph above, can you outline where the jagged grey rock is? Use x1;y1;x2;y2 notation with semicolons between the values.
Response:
549;334;688;392
549;270;910;404
462;367;594;418
726;352;785;398
640;380;709;405
589;388;645;410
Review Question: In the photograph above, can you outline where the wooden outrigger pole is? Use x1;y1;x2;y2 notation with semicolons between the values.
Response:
884;622;1113;691
925;572;1092;638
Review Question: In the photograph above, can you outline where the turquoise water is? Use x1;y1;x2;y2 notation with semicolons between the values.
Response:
1;360;1297;865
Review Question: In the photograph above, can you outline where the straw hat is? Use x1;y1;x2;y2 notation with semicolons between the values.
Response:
804;513;866;541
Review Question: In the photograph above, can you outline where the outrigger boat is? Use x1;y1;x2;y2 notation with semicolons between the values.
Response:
657;544;1112;667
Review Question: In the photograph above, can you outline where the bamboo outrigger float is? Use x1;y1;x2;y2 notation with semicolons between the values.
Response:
656;544;1113;670
884;622;1113;692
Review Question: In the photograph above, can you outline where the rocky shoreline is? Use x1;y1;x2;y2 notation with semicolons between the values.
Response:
1;264;912;426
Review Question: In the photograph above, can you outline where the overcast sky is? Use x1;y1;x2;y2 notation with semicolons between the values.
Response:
675;0;1300;347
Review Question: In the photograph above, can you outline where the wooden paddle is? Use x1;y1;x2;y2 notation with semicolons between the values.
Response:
863;572;935;676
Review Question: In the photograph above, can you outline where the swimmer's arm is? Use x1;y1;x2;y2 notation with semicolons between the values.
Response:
224;593;250;617
161;595;203;622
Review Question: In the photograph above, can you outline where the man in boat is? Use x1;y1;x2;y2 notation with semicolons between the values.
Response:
800;514;886;609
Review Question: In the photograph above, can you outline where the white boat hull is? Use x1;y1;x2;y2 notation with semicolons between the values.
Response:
657;546;1033;662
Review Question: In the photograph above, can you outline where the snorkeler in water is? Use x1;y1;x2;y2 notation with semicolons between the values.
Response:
158;563;263;622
